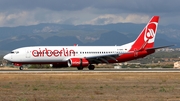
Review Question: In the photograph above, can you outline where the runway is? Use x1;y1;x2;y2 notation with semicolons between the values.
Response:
0;68;180;73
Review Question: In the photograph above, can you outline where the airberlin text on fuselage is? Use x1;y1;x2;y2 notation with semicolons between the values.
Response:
32;48;75;57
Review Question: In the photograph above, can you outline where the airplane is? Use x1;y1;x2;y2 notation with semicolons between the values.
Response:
3;16;173;70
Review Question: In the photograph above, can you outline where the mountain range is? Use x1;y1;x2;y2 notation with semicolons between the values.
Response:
0;23;179;52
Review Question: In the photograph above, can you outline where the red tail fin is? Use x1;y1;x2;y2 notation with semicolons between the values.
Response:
130;16;159;51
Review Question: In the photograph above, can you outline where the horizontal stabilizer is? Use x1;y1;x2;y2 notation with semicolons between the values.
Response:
145;44;175;50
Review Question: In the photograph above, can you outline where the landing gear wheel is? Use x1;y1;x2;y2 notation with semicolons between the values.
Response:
88;65;95;70
77;67;84;70
19;66;23;70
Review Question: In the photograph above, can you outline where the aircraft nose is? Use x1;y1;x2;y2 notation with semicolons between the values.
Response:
3;54;11;61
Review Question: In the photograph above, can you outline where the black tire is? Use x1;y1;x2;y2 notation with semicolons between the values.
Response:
88;65;95;70
77;67;83;70
19;66;23;70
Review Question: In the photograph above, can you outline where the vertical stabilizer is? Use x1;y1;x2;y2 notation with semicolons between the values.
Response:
130;16;159;51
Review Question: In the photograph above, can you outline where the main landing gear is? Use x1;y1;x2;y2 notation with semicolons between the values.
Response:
77;65;95;70
77;66;84;70
19;66;23;70
88;65;95;70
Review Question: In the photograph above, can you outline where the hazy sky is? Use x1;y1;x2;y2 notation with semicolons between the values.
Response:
0;0;179;27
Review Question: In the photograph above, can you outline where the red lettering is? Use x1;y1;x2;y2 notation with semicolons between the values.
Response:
32;48;76;57
53;50;59;57
66;48;68;56
60;50;63;56
42;50;45;57
45;48;53;57
63;48;66;56
38;48;45;57
32;50;39;57
39;48;42;56
69;50;75;56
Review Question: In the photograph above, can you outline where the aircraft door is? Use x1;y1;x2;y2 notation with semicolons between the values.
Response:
26;49;31;58
11;54;13;59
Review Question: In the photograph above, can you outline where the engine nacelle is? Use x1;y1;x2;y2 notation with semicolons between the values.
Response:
68;58;89;67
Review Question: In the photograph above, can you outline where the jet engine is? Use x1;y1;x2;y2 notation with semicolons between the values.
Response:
68;58;89;67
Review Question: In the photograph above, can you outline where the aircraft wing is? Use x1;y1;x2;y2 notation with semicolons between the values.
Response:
84;52;132;64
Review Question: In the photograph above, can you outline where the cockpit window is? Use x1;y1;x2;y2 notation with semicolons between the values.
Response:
10;51;15;54
10;51;19;54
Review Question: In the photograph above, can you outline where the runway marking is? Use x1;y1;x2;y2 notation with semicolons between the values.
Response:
1;71;180;74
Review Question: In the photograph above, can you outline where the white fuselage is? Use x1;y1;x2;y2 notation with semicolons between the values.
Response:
4;42;133;63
